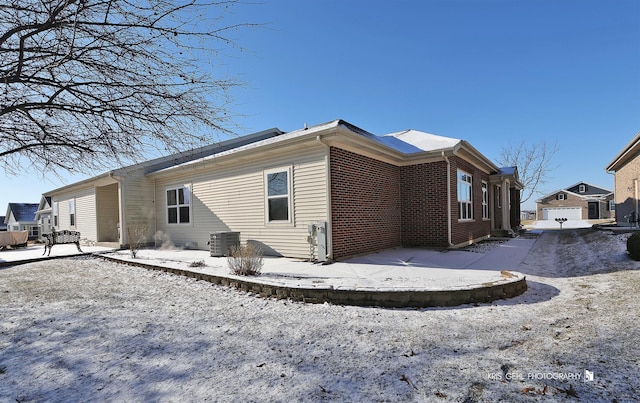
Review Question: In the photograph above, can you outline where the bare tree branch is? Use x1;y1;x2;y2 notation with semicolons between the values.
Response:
496;140;559;204
1;0;258;175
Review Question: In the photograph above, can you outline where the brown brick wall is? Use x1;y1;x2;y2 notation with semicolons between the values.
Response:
450;158;492;245
329;149;495;258
330;148;402;259
400;161;450;247
613;150;640;222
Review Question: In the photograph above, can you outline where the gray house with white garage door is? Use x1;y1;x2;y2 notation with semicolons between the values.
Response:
535;182;614;221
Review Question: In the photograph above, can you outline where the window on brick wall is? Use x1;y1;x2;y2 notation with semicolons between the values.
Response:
265;167;292;223
482;181;489;219
457;170;473;220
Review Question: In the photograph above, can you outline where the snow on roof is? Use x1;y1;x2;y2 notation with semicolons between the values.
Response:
382;129;461;153
148;120;469;175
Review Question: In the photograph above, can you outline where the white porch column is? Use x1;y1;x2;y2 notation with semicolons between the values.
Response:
502;178;511;231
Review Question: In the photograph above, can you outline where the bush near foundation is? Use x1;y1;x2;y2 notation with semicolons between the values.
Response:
227;243;263;276
626;232;640;261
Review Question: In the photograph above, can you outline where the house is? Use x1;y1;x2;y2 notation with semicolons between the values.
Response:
34;196;52;239
605;131;640;224
4;203;39;239
535;182;614;221
43;119;522;260
0;217;6;231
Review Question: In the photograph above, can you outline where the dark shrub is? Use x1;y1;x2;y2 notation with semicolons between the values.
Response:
627;232;640;261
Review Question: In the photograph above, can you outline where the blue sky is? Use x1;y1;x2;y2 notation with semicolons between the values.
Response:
2;0;639;214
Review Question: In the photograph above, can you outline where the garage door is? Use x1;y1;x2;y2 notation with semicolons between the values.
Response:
542;207;582;220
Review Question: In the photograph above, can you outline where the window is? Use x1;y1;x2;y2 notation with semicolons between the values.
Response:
579;184;586;193
53;202;59;227
265;168;291;222
557;193;566;200
482;182;489;219
457;170;473;220
69;199;76;227
609;200;616;211
166;185;190;224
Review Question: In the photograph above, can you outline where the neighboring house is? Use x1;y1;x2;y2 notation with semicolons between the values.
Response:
43;119;522;260
605;131;640;224
535;182;614;221
34;196;53;239
4;203;39;239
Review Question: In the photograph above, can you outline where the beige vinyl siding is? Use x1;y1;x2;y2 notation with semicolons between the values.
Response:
52;187;97;240
153;145;328;258
96;183;120;242
120;172;156;244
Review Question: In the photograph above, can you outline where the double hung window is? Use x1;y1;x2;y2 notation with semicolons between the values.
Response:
265;168;291;223
457;170;473;220
53;202;59;227
481;182;489;219
167;185;191;224
69;199;76;227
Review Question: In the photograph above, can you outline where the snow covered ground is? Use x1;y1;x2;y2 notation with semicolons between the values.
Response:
1;228;639;401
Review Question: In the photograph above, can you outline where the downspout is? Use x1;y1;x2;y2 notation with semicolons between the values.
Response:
442;151;454;247
316;135;333;261
605;169;617;221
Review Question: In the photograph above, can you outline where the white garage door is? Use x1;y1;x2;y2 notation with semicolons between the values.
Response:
542;207;582;220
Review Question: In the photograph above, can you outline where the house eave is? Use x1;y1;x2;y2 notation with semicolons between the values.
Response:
606;130;640;172
44;172;118;196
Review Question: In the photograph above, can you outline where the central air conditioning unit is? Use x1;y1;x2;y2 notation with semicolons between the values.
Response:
209;231;240;257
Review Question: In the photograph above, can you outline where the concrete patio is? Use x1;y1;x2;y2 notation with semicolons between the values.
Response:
0;235;537;307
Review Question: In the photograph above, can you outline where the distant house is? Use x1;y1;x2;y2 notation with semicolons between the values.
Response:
4;203;39;239
43;119;522;260
605;131;640;224
34;196;53;239
535;182;614;221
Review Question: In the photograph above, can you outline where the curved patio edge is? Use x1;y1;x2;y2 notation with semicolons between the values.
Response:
98;254;528;308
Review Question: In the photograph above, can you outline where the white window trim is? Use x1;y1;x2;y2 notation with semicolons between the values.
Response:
264;166;293;225
166;184;192;225
457;170;473;221
558;193;566;200
579;184;586;193
482;181;489;220
609;200;616;211
69;198;76;228
52;201;59;228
